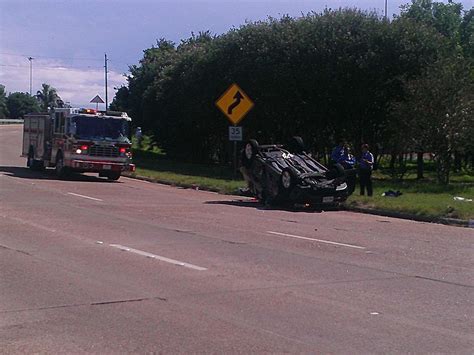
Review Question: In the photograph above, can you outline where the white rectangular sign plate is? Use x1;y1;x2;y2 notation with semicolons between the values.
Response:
229;126;243;141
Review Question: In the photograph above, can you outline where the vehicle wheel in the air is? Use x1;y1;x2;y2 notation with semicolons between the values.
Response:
288;136;305;154
55;152;68;179
242;139;259;167
107;172;121;181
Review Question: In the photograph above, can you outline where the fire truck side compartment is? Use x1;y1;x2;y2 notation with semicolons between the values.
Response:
22;114;52;163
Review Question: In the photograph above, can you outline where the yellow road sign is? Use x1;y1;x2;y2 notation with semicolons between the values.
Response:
215;83;254;126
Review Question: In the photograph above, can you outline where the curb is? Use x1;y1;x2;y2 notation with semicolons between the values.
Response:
124;173;471;228
344;205;470;227
123;173;222;193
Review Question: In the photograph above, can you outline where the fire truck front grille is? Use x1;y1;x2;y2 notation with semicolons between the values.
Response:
89;145;119;157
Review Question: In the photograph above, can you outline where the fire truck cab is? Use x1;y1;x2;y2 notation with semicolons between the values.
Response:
22;108;135;181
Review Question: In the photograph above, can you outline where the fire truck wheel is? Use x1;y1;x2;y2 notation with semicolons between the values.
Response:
107;172;121;181
27;147;44;171
55;153;69;179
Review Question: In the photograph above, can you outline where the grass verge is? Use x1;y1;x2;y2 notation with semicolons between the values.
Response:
346;181;474;220
130;150;245;194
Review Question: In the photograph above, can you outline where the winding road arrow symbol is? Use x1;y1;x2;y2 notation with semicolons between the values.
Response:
227;91;244;115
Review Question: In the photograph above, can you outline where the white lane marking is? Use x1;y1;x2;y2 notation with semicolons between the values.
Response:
67;192;103;202
109;244;207;271
2;215;57;233
267;231;366;250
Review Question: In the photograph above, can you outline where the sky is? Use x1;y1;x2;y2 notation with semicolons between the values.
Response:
1;0;472;107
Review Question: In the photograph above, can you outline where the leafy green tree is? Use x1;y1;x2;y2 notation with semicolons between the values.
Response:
6;92;40;119
389;56;474;184
36;83;63;111
460;7;474;58
125;39;177;129
0;85;8;119
399;0;464;42
112;6;460;166
109;86;129;112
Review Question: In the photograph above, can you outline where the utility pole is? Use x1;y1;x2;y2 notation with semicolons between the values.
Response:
385;0;388;20
104;53;108;110
28;57;34;96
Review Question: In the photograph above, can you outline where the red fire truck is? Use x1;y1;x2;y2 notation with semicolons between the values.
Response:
22;108;135;181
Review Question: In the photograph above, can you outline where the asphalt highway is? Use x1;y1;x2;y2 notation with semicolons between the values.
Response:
1;125;473;353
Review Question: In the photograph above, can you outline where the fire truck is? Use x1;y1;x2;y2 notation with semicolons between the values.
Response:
22;108;135;181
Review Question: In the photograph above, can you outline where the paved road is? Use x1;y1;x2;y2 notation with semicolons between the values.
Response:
1;125;473;353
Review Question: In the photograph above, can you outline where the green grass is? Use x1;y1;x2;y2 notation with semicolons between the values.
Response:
347;181;474;220
130;149;245;194
129;144;474;220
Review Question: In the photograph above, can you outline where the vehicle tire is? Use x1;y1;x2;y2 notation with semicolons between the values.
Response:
55;152;68;179
280;169;294;191
107;172;121;181
288;136;305;154
242;139;259;167
27;147;44;171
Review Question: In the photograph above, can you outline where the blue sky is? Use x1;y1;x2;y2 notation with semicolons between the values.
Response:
1;0;472;107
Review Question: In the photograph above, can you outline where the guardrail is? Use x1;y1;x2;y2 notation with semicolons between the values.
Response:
0;119;24;125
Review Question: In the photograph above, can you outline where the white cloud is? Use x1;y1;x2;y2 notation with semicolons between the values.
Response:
0;52;127;108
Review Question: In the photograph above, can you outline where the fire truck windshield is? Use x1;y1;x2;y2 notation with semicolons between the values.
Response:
71;116;130;143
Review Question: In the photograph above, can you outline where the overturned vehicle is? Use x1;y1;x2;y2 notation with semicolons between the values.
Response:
240;137;350;207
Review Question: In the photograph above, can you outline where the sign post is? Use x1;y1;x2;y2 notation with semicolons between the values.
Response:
228;126;243;178
215;84;254;178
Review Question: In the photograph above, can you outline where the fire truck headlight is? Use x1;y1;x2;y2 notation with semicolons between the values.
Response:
76;149;82;154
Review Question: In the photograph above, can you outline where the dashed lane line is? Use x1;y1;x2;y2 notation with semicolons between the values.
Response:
109;244;207;271
67;192;103;202
267;231;366;250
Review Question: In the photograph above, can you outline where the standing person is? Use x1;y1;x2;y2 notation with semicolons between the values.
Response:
341;146;356;195
359;143;374;196
135;127;143;148
331;140;346;165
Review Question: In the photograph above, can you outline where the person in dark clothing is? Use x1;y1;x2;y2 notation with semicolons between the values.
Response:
341;146;356;195
330;140;346;164
359;143;374;196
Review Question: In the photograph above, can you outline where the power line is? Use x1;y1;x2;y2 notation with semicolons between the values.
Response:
0;52;132;66
0;64;105;71
0;52;103;61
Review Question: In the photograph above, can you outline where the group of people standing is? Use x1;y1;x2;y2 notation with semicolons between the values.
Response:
331;141;374;196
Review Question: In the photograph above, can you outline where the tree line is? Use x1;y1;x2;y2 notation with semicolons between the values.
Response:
110;1;473;184
0;83;65;120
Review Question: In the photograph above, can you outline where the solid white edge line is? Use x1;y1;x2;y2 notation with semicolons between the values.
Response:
267;231;366;250
67;192;103;202
109;244;207;271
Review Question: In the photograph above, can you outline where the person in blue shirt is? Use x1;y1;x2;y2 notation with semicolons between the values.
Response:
331;140;346;165
341;146;356;195
359;143;374;196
